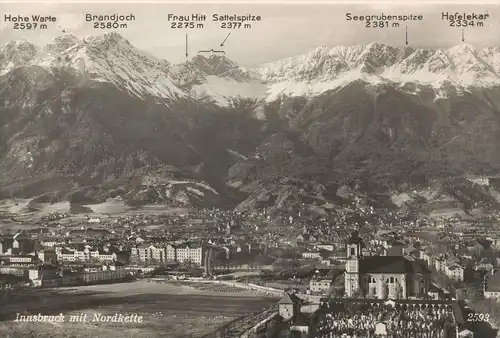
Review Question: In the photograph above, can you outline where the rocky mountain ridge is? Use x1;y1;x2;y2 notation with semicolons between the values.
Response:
3;34;500;105
1;33;500;214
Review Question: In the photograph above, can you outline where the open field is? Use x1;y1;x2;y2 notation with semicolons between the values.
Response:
0;281;277;338
163;280;271;295
0;198;188;217
0;198;189;230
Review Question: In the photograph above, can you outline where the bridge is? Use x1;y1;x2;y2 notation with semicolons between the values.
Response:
184;305;278;338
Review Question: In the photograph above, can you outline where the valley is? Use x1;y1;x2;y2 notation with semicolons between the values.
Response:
1;3;500;338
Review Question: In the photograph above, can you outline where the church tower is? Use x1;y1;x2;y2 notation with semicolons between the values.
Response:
345;231;363;297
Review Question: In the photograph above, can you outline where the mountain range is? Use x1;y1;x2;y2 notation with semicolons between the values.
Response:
2;32;500;216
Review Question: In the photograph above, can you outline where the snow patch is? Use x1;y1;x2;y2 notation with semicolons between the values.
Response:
191;75;267;106
186;187;205;197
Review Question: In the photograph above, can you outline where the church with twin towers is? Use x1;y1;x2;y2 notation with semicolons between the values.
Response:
344;231;431;299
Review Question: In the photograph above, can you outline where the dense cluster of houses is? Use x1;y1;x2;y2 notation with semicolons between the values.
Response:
294;227;500;302
0;230;134;287
0;209;258;289
2;204;500;311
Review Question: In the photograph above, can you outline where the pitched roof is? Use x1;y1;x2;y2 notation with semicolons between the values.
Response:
447;263;464;271
428;284;442;293
359;256;430;274
278;293;301;305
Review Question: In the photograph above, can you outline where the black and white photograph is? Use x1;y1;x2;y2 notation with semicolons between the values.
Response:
0;0;499;337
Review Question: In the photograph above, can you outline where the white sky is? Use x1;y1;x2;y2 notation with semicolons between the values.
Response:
0;1;498;67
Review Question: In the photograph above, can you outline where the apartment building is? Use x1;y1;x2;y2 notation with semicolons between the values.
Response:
81;264;129;284
175;244;204;265
131;244;169;263
98;252;117;262
74;246;99;261
445;263;465;281
58;246;116;263
419;249;433;267
302;252;321;259
435;258;446;273
60;250;78;262
310;279;332;294
166;244;176;261
9;256;35;264
7;255;38;267
40;239;64;249
476;259;494;275
316;244;335;252
131;244;204;265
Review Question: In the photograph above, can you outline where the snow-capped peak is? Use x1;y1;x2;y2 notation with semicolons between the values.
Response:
3;39;37;50
0;33;184;102
256;42;500;99
44;34;80;54
83;32;133;51
448;42;475;54
189;54;238;76
1;36;499;106
168;53;265;106
0;39;39;74
256;42;398;82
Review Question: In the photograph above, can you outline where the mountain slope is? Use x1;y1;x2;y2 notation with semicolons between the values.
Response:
227;80;500;212
2;34;500;213
0;58;267;207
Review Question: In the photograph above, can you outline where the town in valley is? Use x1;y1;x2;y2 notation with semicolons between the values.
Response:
1;192;500;337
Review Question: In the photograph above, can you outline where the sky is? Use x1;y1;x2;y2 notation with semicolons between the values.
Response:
0;1;498;67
